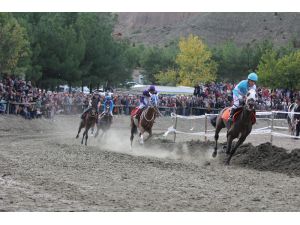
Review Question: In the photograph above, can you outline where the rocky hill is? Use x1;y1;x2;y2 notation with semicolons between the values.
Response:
115;12;300;47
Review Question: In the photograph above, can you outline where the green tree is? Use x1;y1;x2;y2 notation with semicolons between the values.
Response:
276;50;300;89
0;13;30;75
212;41;244;81
140;45;178;84
155;69;178;86
257;50;279;88
176;34;217;86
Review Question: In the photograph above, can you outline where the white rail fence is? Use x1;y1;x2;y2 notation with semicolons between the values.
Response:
163;111;300;143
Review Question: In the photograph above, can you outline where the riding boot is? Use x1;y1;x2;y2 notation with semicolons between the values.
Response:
227;108;236;128
81;107;90;119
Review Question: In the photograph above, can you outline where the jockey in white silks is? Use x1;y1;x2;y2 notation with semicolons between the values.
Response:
228;72;258;126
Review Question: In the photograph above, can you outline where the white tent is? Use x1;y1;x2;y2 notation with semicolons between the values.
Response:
131;85;194;95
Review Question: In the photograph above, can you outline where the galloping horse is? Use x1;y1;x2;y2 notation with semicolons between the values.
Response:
76;107;98;145
210;89;257;165
130;94;159;147
94;105;113;139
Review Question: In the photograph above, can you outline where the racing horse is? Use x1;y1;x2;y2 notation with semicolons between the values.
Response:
94;105;113;139
210;89;257;165
287;100;300;137
130;94;159;147
76;107;98;145
287;103;297;136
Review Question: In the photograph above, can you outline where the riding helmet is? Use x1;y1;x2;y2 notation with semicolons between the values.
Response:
148;85;156;92
248;73;258;82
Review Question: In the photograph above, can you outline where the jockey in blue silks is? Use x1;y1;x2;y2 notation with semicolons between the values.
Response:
101;92;114;117
228;72;258;125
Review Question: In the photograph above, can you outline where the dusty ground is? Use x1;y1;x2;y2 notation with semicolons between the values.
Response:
0;114;300;211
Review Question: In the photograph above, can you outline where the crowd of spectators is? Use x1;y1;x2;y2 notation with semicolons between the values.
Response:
1;75;299;119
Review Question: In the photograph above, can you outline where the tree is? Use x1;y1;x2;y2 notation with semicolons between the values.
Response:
257;50;300;89
212;41;244;81
276;50;300;89
0;13;30;75
140;45;178;84
257;50;279;88
176;34;217;86
155;69;178;86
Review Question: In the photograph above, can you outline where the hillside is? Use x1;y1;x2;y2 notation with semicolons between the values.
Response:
115;12;300;47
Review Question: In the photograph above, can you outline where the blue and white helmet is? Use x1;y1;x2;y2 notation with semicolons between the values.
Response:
248;73;258;82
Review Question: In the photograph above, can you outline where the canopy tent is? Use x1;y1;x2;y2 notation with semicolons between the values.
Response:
130;85;194;95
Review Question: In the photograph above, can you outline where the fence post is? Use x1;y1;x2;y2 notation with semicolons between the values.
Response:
204;113;208;142
173;115;178;143
6;102;10;115
270;111;274;145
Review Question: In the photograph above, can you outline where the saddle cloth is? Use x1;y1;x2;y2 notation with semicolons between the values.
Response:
131;107;140;117
222;107;256;125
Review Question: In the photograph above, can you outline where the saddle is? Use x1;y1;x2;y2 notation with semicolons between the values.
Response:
131;107;142;118
222;107;256;125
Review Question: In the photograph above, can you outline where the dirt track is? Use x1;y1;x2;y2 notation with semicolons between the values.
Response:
0;114;300;211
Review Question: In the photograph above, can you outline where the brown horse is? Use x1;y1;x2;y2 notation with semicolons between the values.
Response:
130;95;159;147
210;90;257;165
76;108;98;145
94;105;113;139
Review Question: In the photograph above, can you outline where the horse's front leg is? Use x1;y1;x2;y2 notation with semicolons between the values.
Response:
225;134;233;156
144;129;152;143
94;124;100;138
76;121;83;139
85;128;89;146
226;135;246;165
81;129;86;145
99;130;105;139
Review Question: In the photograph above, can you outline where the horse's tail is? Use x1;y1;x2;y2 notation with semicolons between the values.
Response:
210;115;217;128
131;118;138;134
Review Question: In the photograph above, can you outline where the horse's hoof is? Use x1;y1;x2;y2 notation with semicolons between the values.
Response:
212;152;217;158
76;135;79;139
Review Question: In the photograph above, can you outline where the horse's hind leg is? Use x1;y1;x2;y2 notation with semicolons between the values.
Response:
212;123;223;158
130;123;137;148
226;135;246;165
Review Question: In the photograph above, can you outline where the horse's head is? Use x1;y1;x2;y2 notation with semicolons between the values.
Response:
245;89;257;111
149;93;158;108
90;108;97;117
105;105;110;114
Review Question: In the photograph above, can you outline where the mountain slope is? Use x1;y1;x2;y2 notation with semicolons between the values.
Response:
115;12;300;47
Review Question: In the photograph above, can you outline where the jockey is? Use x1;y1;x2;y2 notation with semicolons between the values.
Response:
81;92;100;120
228;72;258;125
134;85;157;119
100;92;114;117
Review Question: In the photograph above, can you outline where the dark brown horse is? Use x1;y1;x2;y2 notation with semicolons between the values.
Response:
94;105;113;139
130;95;159;147
210;90;257;165
76;108;98;145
